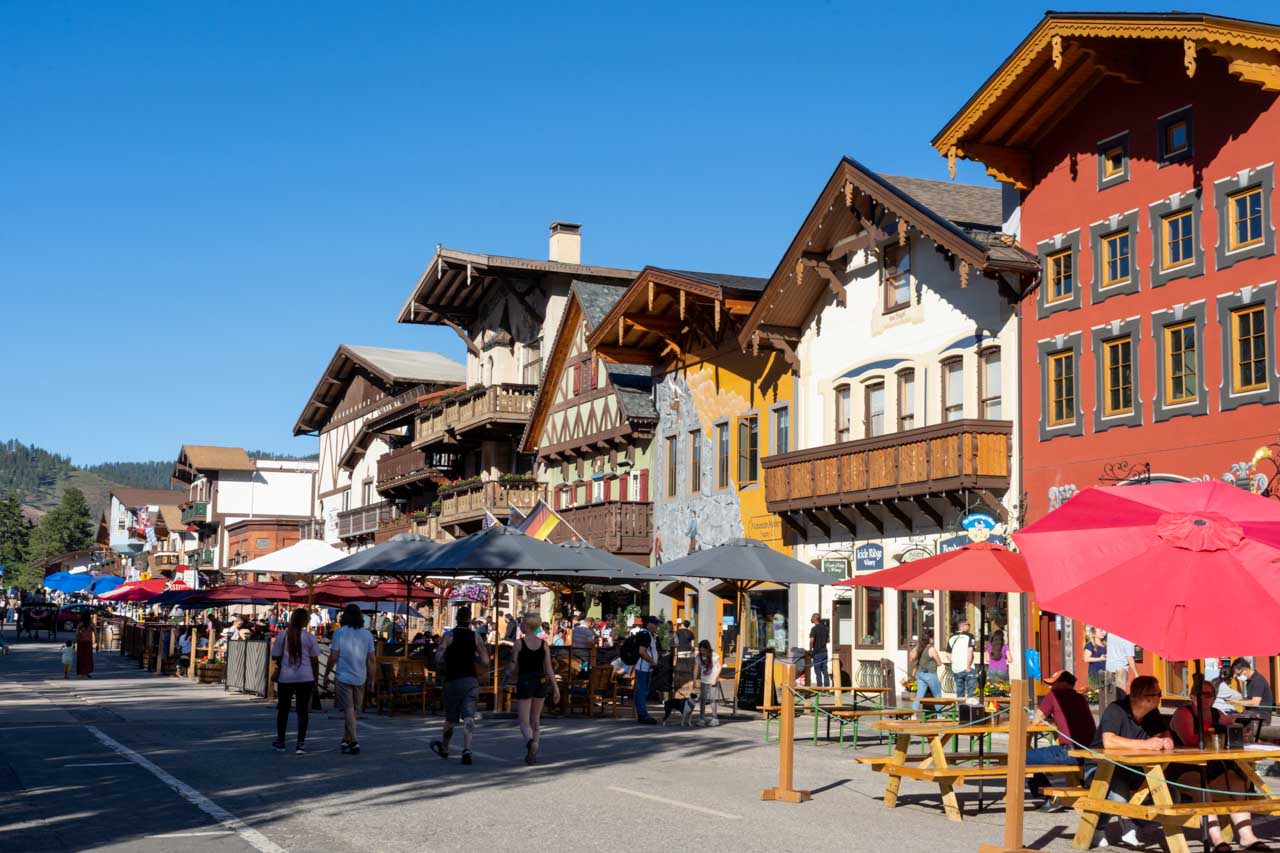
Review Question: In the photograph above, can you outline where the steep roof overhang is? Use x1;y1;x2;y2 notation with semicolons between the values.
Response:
737;157;1038;349
294;345;405;436
932;11;1280;188
585;267;763;373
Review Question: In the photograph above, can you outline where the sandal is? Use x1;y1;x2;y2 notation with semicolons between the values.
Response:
1244;843;1273;851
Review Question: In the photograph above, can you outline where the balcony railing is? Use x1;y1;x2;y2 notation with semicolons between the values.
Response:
762;419;1012;514
191;548;216;567
299;518;325;540
336;500;395;540
415;383;538;448
439;479;545;531
376;445;450;493
374;510;442;544
181;501;210;525
557;500;653;557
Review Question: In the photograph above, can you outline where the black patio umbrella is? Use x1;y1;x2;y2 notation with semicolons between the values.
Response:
656;538;834;713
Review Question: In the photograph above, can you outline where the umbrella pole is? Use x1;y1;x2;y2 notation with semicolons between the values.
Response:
733;584;747;718
404;576;410;661
978;598;987;813
1193;659;1210;853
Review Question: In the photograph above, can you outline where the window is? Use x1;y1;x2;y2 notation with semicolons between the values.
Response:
1165;120;1188;156
665;435;678;498
689;430;702;493
1233;305;1268;393
1229;187;1264;251
882;243;911;311
1101;230;1131;288
592;478;604;503
942;359;964;422
773;406;790;454
255;537;270;550
1165;322;1197;405
1158;107;1193;165
715;422;730;489
897;370;916;430
1102;338;1134;416
834;385;851;442
1046;249;1074;303
361;479;373;506
737;416;759;484
1162;210;1195;270
979;350;1002;419
897;590;932;650
1103;146;1125;179
864;382;885;437
1048;351;1075;426
855;587;884;649
1097;132;1129;188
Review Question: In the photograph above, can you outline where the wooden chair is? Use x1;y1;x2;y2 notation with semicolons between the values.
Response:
586;665;620;718
614;670;637;718
381;659;429;716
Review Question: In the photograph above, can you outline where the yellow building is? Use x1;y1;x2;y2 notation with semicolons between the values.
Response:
587;267;795;664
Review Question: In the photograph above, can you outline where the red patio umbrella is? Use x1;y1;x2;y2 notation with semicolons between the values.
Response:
294;577;387;606
1013;480;1280;661
98;578;168;602
835;541;1033;593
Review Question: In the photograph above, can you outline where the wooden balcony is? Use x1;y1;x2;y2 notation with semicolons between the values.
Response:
438;479;545;533
336;500;395;540
374;511;443;544
180;501;210;525
762;419;1012;536
414;383;537;449
376;445;450;495
557;501;653;559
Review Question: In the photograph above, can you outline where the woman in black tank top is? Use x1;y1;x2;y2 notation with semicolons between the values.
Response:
509;613;559;764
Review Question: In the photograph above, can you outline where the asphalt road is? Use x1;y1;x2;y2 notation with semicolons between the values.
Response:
5;632;1272;852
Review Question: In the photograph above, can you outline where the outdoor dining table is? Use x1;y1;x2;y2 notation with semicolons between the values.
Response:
792;685;898;745
865;718;1066;822
1068;746;1280;853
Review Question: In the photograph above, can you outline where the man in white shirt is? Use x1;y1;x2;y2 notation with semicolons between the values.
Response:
634;615;659;724
1105;633;1138;697
308;609;323;633
948;621;976;698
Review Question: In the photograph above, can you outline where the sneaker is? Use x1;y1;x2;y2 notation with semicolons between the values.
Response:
272;740;286;753
637;717;657;725
461;750;472;765
708;718;720;727
347;742;360;755
340;742;352;754
295;743;306;755
1117;827;1139;847
525;739;537;765
430;740;448;759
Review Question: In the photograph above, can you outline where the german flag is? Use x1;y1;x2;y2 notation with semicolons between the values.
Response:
516;499;560;541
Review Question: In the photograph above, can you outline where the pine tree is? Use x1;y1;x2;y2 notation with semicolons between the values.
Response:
25;487;96;584
0;491;32;587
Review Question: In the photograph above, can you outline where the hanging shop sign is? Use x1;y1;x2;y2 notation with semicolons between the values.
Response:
854;543;884;571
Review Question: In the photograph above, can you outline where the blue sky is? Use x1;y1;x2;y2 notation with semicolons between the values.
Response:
1;0;1264;464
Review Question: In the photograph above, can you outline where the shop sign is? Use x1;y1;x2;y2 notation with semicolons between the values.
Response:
749;515;783;544
854;544;884;571
940;533;1006;553
896;545;933;563
960;512;998;542
821;557;851;579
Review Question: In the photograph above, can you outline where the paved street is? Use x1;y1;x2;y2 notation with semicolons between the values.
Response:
1;636;1266;853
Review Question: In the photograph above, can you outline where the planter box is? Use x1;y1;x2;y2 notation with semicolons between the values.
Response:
196;662;225;684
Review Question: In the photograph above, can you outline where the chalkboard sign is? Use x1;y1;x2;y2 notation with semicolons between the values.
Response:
735;651;769;710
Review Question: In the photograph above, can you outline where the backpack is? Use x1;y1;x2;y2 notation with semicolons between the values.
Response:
620;630;645;666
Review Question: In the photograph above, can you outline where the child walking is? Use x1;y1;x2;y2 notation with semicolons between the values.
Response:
693;640;721;727
61;641;74;678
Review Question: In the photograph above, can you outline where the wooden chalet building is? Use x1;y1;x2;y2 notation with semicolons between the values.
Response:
738;157;1038;685
587;267;794;665
520;281;658;564
293;345;465;549
396;223;639;538
935;11;1280;689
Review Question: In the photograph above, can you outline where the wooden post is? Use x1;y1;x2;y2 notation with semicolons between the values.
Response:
188;628;198;678
760;662;811;803
978;676;1032;853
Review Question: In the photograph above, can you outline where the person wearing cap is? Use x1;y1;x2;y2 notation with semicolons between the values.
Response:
1025;670;1097;805
633;615;659;724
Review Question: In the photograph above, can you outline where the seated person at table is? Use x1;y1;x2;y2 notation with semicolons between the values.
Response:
1087;675;1173;849
1168;680;1270;853
1232;658;1274;726
1026;671;1096;803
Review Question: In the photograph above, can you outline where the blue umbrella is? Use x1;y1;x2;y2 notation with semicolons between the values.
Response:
44;572;93;593
88;575;125;596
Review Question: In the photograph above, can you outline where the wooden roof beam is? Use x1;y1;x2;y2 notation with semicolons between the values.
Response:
595;345;661;365
827;230;874;261
953;142;1033;191
800;254;847;302
622;313;685;335
1208;43;1280;91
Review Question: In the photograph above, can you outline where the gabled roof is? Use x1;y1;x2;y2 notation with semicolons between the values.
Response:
111;487;189;508
294;344;465;435
521;283;658;453
396;245;639;326
932;11;1280;188
155;505;185;534
175;445;255;474
737;157;1037;349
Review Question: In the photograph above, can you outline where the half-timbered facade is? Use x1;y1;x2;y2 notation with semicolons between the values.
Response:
522;281;657;563
738;157;1038;686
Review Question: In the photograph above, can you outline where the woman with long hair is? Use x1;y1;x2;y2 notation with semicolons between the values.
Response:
986;622;1010;680
692;639;722;727
271;608;320;754
509;612;559;765
909;631;943;711
75;614;95;678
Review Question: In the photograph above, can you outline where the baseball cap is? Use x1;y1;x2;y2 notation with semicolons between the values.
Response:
645;614;660;626
1044;670;1077;687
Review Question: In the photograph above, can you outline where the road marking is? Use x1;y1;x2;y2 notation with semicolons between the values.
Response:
147;830;234;838
62;761;133;767
87;726;286;853
606;786;741;819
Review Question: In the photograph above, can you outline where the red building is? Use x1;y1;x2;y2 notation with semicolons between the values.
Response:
936;11;1280;691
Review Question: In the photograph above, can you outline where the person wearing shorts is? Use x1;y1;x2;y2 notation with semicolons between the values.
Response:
323;604;375;755
432;606;488;766
510;612;559;764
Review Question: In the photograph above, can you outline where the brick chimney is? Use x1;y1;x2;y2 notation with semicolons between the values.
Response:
549;221;581;264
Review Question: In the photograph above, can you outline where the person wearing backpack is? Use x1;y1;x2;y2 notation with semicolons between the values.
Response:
431;606;489;766
622;615;658;724
947;620;976;699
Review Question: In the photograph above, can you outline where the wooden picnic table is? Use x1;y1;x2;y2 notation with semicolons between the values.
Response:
792;685;904;745
1067;746;1280;853
864;719;1071;822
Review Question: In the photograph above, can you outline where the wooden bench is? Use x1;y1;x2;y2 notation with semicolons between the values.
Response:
1041;785;1089;807
826;707;917;747
1075;796;1280;822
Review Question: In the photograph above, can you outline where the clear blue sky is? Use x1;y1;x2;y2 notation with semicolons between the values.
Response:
1;0;1263;464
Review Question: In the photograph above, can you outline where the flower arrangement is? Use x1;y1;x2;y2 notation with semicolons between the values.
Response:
901;676;918;693
981;677;1011;697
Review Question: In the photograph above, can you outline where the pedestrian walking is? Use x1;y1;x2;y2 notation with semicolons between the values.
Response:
510;612;558;764
1083;627;1107;688
627;615;659;724
1103;631;1137;702
910;631;943;710
61;640;74;678
75;616;95;678
808;613;830;687
323;603;376;755
693;640;721;726
431;606;489;766
946;620;975;698
271;608;320;754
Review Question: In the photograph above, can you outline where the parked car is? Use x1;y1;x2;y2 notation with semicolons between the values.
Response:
57;603;113;632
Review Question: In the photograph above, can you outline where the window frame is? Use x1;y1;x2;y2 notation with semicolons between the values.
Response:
1215;283;1279;412
1089;211;1142;303
1231;305;1268;394
1148;189;1204;287
736;414;759;486
665;434;678;498
1157;106;1193;167
1037;333;1083;439
978;348;1002;420
1213;164;1275;271
897;590;931;651
689;428;702;494
941;357;964;423
834;384;851;443
896;368;916;431
1151;302;1209;423
1102;338;1133;416
1091;319;1142;432
1162;209;1196;271
1101;230;1132;288
1228;187;1265;252
864;381;885;437
770;403;791;455
881;242;912;313
855;586;885;650
1045;249;1074;304
1036;231;1082;317
715;420;730;490
1096;131;1130;189
1164;321;1198;406
1047;351;1075;427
